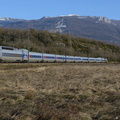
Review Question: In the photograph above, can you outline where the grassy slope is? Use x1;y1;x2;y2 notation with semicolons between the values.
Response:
0;63;120;120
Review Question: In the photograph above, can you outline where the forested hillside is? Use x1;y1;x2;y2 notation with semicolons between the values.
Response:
0;28;120;62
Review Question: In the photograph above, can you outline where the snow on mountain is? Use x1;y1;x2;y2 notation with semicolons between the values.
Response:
57;15;112;24
0;17;12;21
0;17;25;22
59;14;79;17
98;17;111;23
55;19;66;33
89;16;111;24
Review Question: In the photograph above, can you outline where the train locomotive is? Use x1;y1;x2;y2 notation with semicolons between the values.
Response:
0;46;108;63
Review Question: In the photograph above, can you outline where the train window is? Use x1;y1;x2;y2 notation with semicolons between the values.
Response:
30;55;41;58
2;47;14;50
46;56;55;59
57;57;64;59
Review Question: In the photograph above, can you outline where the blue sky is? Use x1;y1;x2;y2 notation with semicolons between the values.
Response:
0;0;120;20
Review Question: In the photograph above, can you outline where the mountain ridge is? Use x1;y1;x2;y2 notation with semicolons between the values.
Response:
0;15;120;46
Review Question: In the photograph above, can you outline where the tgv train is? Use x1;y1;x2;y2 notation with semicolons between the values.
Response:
0;46;108;63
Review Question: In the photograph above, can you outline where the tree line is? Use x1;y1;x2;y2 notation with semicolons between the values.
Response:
0;27;120;62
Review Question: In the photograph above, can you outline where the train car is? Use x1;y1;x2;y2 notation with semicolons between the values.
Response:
74;56;82;62
104;58;108;63
101;58;108;63
95;57;108;63
56;55;65;62
42;53;56;62
66;56;75;62
0;46;23;62
95;58;102;63
88;58;96;62
28;52;43;62
70;56;76;62
81;57;89;62
21;49;43;63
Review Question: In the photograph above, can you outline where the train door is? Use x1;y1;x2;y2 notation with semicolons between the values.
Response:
22;49;28;62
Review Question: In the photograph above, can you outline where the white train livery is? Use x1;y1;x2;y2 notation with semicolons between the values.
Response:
0;46;108;63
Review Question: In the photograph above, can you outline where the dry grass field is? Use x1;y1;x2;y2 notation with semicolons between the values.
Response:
0;63;120;120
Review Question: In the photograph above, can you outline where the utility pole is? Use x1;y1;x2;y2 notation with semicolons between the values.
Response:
27;29;30;63
64;44;66;63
